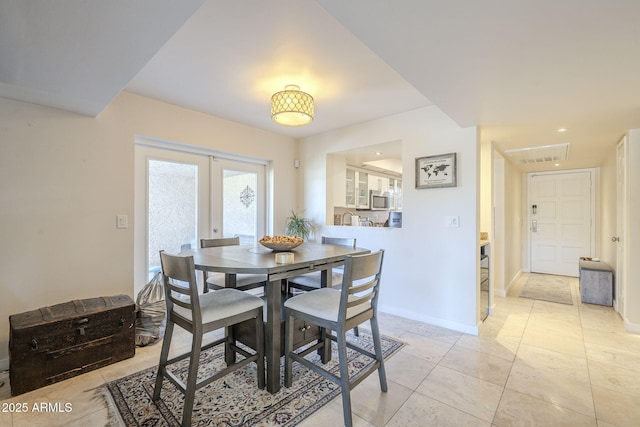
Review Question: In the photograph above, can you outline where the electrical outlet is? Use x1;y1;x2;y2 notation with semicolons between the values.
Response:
116;215;128;229
445;216;459;228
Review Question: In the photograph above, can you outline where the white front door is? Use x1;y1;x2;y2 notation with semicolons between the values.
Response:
615;137;627;316
529;171;594;276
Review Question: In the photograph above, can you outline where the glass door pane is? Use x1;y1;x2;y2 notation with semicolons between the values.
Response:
223;169;258;244
147;160;197;279
211;159;266;244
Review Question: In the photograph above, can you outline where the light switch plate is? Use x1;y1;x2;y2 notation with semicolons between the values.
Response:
116;215;128;229
445;216;459;228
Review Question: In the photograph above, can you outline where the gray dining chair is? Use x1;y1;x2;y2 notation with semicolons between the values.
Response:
283;250;386;427
153;251;264;427
287;236;356;293
287;236;359;335
200;237;267;294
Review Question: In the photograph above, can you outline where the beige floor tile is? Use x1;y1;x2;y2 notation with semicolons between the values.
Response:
383;351;435;390
494;389;597;427
514;343;590;383
416;365;503;422
480;313;529;341
505;359;595;417
523;316;584;341
298;399;375;427
455;334;520;362
587;359;640;397
438;346;512;387
0;406;12;427
520;327;586;357
10;370;106;427
585;341;640;373
592;385;640;427
583;327;640;353
455;335;520;361
346;376;413;426
397;331;453;363
405;321;463;345
386;392;490;427
376;312;412;337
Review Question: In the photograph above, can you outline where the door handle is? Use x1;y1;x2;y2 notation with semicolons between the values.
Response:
611;236;620;242
532;220;537;233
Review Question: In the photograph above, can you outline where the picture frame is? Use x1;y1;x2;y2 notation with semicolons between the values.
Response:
415;152;457;189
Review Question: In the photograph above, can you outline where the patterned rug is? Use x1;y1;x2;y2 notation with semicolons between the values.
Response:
519;274;573;305
102;331;403;426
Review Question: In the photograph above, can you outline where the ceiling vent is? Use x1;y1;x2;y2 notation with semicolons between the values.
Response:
504;143;570;164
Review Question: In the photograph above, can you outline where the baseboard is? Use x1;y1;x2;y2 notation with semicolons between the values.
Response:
625;319;640;335
496;269;522;297
379;304;479;336
0;357;8;372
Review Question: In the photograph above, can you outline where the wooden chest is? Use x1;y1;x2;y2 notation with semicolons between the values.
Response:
9;295;136;396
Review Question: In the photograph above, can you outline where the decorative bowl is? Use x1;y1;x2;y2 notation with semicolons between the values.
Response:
259;235;303;251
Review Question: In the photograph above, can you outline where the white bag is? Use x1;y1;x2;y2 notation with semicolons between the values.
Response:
135;272;167;347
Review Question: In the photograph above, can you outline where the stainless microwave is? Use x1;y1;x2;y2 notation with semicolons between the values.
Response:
367;190;391;210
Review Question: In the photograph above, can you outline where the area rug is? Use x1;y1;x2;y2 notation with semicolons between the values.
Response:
102;331;403;426
519;274;573;305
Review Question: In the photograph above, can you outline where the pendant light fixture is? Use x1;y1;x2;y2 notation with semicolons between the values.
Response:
271;84;314;126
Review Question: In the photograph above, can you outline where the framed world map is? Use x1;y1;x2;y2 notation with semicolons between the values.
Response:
415;152;457;189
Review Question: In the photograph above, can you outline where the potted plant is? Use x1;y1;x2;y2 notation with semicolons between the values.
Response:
285;210;313;240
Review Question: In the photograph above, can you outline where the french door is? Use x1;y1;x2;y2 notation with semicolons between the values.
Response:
134;141;266;294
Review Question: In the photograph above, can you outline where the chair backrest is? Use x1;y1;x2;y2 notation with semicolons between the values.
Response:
200;236;240;248
321;236;356;248
339;250;384;319
160;251;201;326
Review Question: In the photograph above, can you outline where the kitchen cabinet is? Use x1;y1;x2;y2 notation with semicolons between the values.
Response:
368;175;389;192
345;168;368;209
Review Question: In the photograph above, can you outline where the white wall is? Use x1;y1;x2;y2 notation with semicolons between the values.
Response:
299;106;480;334
599;148;617;266
0;92;297;367
626;129;640;330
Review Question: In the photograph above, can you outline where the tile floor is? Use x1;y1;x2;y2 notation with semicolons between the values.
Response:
1;273;639;426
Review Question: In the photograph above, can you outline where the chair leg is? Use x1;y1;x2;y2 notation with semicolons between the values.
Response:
353;326;359;336
370;316;388;392
152;320;174;400
181;332;203;427
284;313;295;388
255;309;265;389
336;328;354;427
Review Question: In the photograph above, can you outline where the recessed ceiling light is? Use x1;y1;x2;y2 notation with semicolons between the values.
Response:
557;128;567;132
555;163;560;166
375;152;382;155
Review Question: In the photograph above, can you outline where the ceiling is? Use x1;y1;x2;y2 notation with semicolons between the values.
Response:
2;1;640;172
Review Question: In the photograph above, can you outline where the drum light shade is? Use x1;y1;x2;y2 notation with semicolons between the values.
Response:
271;85;314;126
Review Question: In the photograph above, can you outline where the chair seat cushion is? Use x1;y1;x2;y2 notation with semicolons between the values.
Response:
288;270;343;289
174;289;263;324
284;288;370;322
206;273;267;288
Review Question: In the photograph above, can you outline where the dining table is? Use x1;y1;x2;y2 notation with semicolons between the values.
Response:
186;241;370;393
